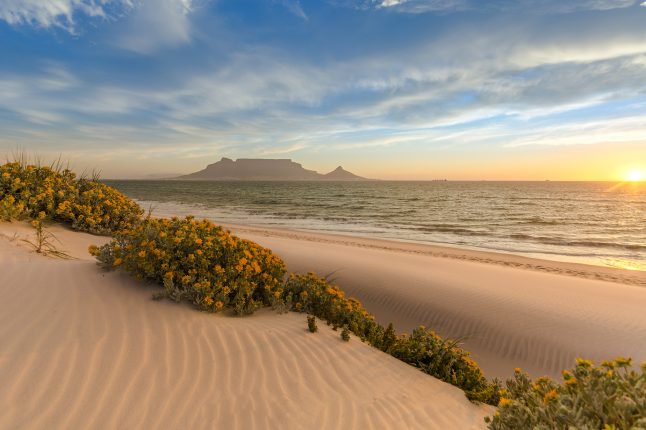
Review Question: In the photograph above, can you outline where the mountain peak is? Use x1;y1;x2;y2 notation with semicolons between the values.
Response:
323;165;364;180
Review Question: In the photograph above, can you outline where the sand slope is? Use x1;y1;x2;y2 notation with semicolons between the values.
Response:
228;225;646;380
0;222;491;430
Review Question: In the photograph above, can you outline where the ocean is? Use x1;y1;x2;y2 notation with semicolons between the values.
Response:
105;180;646;271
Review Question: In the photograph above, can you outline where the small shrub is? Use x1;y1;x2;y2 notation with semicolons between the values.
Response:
22;213;71;259
90;216;286;315
307;315;318;333
486;358;646;429
341;326;350;341
0;161;143;234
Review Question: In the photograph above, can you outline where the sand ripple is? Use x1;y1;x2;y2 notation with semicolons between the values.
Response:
0;223;490;430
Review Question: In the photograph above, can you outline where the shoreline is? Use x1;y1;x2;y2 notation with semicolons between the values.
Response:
134;198;645;278
169;216;645;288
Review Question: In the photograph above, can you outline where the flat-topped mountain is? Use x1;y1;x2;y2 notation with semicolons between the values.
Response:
177;158;369;181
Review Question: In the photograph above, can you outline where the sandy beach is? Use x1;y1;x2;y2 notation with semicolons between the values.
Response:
0;221;492;429
222;222;646;379
1;220;645;428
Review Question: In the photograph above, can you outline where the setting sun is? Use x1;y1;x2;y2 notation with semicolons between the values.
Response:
625;169;645;182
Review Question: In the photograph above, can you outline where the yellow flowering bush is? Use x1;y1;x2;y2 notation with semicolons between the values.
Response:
282;272;501;404
90;216;286;315
0;161;143;234
486;358;646;429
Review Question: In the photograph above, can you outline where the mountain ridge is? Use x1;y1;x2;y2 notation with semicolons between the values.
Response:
176;158;370;181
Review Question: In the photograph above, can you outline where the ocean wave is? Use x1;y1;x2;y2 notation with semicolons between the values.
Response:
509;234;646;251
520;217;560;225
414;225;491;237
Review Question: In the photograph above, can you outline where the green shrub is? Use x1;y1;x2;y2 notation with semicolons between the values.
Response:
282;272;501;404
486;358;646;429
90;216;286;315
0;161;143;234
341;326;350;341
307;315;318;333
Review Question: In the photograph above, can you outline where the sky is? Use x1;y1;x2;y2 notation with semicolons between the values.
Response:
0;0;645;180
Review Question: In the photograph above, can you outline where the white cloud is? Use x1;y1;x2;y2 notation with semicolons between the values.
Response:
377;0;468;13
373;0;638;14
0;0;126;32
115;0;195;53
0;0;202;50
276;0;308;20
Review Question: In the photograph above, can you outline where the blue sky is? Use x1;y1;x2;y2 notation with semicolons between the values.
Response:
0;0;645;179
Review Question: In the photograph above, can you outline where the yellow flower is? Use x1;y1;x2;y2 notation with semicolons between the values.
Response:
615;357;632;367
215;301;224;310
113;258;123;267
543;389;559;403
576;358;593;368
564;378;578;387
138;250;146;258
498;398;512;408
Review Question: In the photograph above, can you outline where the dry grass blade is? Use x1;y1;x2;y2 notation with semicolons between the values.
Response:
22;220;73;260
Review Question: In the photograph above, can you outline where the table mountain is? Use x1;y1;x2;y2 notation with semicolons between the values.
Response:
176;158;368;181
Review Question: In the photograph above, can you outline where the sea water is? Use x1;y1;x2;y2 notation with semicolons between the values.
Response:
105;180;646;271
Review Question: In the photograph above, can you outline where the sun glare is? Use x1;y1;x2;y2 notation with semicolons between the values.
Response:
625;169;644;182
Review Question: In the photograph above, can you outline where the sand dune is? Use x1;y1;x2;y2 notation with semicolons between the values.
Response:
0;222;492;430
223;224;646;380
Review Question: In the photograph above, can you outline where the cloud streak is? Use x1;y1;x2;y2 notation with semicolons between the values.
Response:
0;0;129;32
374;0;638;14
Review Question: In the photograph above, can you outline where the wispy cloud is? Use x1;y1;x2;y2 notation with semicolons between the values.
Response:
372;0;638;14
377;0;468;13
0;0;130;32
0;0;206;53
275;0;308;20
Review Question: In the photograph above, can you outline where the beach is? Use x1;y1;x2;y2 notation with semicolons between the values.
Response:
1;219;645;427
223;223;645;379
0;221;492;429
